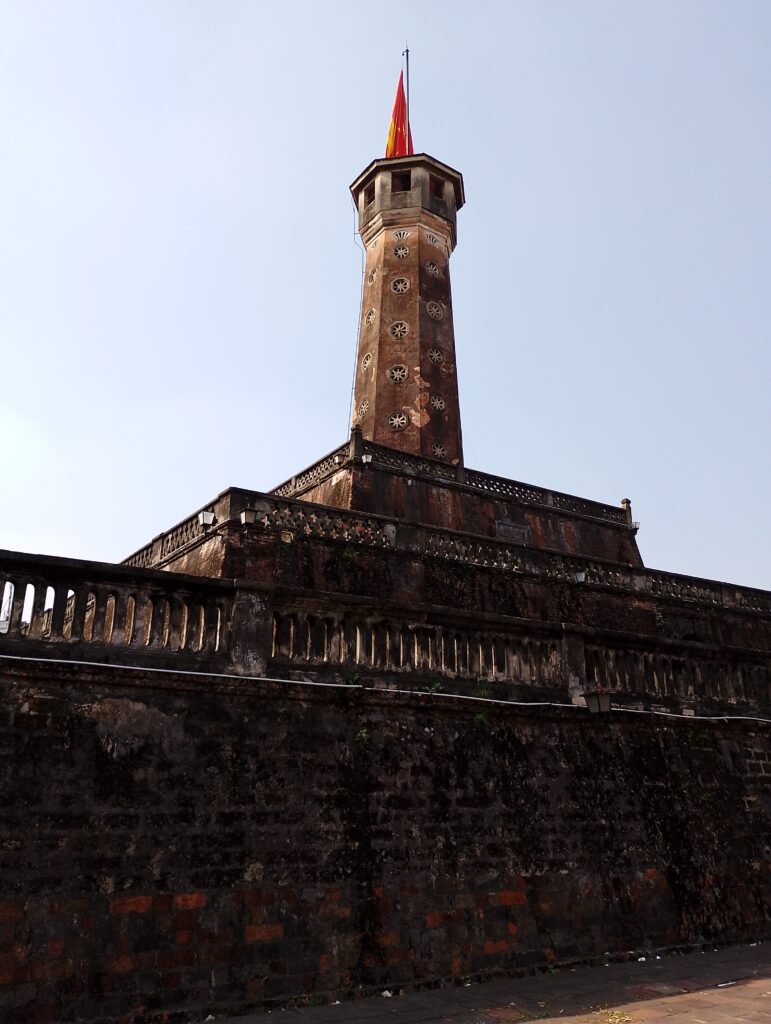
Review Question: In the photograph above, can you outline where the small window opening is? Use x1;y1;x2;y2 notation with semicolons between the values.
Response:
364;182;375;206
430;175;444;201
391;170;411;193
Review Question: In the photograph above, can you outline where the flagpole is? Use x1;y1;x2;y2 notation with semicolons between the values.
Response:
403;43;410;151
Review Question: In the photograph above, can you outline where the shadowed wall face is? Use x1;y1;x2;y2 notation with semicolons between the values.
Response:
1;662;769;1023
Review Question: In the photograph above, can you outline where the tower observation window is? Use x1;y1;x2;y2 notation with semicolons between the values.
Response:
430;175;444;200
364;182;375;206
391;170;411;193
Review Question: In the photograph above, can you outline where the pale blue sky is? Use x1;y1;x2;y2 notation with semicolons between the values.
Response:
1;1;769;589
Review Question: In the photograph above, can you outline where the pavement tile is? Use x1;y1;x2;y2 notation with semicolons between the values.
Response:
215;945;771;1024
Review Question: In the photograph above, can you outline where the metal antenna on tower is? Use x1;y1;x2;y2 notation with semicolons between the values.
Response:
402;43;410;141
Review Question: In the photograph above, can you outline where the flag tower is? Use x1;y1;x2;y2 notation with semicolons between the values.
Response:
349;73;465;466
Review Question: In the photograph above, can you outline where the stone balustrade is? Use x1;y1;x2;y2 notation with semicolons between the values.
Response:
242;497;771;617
125;490;771;617
267;605;770;711
4;536;768;712
269;437;630;526
270;441;353;498
0;549;236;668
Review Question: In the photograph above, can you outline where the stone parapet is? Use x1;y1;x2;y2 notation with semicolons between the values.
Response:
270;438;631;526
5;531;770;714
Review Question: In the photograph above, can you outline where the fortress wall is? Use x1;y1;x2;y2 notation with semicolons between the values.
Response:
1;658;769;1023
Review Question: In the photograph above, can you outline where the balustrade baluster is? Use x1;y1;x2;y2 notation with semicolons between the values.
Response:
387;624;403;670
325;619;340;663
435;628;445;672
122;595;139;645
408;627;418;670
453;634;466;676
90;588;109;644
307;616;324;661
27;579;48;639
468;634;482;676
419;628;430;670
184;602;203;651
132;593;154;647
440;631;452;674
356;622;372;667
147;595;167;648
68;587;90;640
493;637;506;678
49;584;69;639
168;596;186;652
8;578;28;636
373;622;388;669
217;599;232;655
295;612;309;660
273;612;291;659
109;592;129;645
202;602;220;654
341;619;357;664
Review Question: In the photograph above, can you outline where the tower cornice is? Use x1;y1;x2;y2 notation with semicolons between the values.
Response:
350;152;465;208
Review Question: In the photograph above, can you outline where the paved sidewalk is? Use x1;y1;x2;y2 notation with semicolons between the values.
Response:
216;943;771;1024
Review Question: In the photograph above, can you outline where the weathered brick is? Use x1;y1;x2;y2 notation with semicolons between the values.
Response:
320;904;350;920
483;939;508;955
497;890;527;906
108;954;138;974
173;892;206;910
109;895;152;915
245;923;284;943
30;958;74;982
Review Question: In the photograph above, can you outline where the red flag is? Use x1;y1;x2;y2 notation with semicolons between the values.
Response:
385;71;413;158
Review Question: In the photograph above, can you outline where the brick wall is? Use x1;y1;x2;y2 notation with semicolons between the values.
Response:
1;659;769;1022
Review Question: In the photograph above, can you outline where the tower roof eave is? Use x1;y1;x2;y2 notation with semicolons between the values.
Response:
350;153;465;209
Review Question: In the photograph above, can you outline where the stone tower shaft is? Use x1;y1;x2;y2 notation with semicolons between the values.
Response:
350;154;465;466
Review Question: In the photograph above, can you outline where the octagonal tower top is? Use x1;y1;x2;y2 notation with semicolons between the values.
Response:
350;153;465;250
